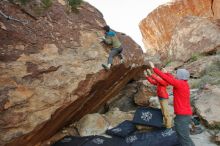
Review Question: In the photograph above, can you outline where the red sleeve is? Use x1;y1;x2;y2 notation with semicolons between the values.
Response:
151;74;167;86
153;68;178;87
146;76;157;85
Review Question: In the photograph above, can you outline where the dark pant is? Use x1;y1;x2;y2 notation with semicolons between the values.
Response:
174;115;195;146
107;47;123;64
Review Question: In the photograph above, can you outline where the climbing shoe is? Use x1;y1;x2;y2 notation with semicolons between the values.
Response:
190;126;203;135
192;116;200;126
102;64;110;70
190;115;203;135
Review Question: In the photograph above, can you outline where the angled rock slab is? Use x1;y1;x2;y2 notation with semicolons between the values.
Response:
194;86;220;128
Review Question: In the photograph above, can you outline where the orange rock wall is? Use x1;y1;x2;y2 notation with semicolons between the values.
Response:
213;0;220;19
140;0;213;58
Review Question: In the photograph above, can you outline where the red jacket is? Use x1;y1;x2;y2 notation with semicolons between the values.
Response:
146;74;169;98
153;68;192;115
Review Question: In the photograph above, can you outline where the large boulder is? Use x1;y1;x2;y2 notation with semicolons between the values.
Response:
75;108;135;137
194;86;220;128
76;113;109;136
104;108;134;128
0;1;144;146
139;0;213;59
183;55;220;78
187;54;220;88
168;16;220;62
134;83;152;106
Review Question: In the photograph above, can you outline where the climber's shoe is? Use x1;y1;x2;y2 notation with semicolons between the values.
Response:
190;126;203;135
102;64;110;70
190;115;203;135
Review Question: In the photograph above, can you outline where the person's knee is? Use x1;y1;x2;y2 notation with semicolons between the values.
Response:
109;52;115;57
110;51;118;57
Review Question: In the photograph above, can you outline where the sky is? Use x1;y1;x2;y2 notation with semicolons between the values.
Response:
84;0;170;52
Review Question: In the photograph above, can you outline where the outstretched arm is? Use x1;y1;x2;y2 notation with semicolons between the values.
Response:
151;74;167;86
144;69;157;85
149;61;178;87
146;76;157;85
153;67;178;87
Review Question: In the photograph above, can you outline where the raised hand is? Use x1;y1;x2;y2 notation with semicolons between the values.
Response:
146;69;152;76
149;61;155;69
162;68;167;73
144;70;148;76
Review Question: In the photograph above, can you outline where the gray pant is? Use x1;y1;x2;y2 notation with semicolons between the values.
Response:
107;48;123;64
174;115;195;146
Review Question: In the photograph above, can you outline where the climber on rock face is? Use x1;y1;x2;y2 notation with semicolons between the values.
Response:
100;25;123;70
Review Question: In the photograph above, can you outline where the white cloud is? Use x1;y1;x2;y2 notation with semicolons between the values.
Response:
85;0;170;52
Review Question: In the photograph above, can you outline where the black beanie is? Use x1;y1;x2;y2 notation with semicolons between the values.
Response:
103;25;110;32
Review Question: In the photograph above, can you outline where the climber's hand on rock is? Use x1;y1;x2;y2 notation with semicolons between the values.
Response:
99;36;105;40
98;36;105;43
